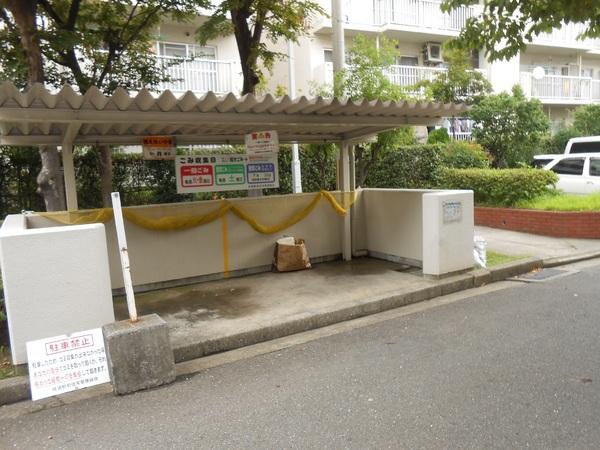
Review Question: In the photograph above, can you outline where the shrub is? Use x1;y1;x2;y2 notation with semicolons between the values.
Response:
441;141;490;169
573;104;600;136
469;85;550;168
437;168;558;206
539;126;580;155
427;128;451;144
365;145;443;188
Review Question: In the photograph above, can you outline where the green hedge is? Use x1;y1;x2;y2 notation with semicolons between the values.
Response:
365;144;443;188
437;168;558;206
441;141;490;169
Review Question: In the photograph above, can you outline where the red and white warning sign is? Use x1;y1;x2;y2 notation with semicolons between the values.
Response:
26;328;110;401
142;135;176;160
244;130;279;155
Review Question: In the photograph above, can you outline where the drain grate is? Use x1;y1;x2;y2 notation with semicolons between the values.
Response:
509;268;574;283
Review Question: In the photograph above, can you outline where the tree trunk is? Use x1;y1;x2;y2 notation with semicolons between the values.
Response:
4;0;44;85
37;146;66;211
98;145;113;207
230;7;261;95
4;0;66;211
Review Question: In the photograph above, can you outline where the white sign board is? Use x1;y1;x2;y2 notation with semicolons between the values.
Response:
443;200;463;224
142;136;176;160
245;130;279;155
26;328;110;401
176;153;279;193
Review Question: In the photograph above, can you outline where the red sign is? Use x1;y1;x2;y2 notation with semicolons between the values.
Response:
180;165;214;187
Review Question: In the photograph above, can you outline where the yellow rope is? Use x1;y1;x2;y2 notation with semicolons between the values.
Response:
221;212;229;277
39;190;356;235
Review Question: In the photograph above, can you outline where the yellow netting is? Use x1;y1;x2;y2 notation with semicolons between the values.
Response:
38;190;356;235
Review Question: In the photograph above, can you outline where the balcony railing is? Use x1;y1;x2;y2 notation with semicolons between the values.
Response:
374;0;478;31
386;64;447;87
520;72;600;103
533;22;600;49
156;56;241;95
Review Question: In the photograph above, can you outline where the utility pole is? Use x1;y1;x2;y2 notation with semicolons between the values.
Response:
332;0;346;73
288;40;302;194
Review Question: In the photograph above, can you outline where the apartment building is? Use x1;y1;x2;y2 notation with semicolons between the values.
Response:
152;1;600;133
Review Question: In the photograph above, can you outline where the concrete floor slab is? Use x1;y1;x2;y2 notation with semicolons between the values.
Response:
114;258;437;362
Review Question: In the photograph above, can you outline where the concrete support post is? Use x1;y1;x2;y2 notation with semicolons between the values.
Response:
62;144;78;211
340;142;352;261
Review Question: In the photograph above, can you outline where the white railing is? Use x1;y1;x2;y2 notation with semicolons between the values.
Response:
323;63;448;90
520;72;600;103
387;65;447;87
156;56;241;95
533;22;600;49
374;0;478;31
449;131;473;141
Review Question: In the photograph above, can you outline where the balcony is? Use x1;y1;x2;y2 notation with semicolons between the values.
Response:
155;56;242;95
373;0;478;32
520;72;600;104
532;23;600;50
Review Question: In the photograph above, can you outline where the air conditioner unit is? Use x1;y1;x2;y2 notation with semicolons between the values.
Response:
424;42;443;63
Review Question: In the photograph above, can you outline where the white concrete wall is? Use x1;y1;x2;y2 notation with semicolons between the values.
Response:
27;193;346;291
361;189;426;264
360;188;474;275
0;218;114;365
422;190;474;276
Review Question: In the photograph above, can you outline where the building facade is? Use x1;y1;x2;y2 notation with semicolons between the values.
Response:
151;1;600;132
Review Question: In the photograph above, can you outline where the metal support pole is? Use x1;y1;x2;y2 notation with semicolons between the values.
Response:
111;192;138;322
288;40;303;194
62;144;78;211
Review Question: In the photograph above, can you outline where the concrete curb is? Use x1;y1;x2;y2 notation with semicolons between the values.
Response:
2;250;599;407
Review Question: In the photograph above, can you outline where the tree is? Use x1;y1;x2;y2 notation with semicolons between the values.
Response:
469;85;550;168
417;47;491;105
329;35;416;186
0;1;207;208
441;0;600;61
196;0;324;95
573;104;600;136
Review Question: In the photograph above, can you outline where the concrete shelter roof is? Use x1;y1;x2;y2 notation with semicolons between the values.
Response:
0;82;469;146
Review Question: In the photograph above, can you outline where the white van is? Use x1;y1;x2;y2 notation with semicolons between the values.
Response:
543;153;600;194
564;136;600;154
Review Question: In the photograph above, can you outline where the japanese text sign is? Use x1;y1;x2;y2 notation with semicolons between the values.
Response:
26;328;110;401
244;130;279;155
175;153;279;193
142;135;176;160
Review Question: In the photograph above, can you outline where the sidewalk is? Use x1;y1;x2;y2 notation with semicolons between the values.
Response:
3;228;600;406
476;226;600;259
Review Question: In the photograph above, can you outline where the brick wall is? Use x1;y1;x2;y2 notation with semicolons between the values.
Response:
475;207;600;239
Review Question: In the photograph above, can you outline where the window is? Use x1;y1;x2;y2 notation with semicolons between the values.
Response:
532;158;555;168
324;49;333;63
159;43;187;58
569;142;600;153
397;56;418;66
551;158;585;175
158;43;216;59
590;158;600;176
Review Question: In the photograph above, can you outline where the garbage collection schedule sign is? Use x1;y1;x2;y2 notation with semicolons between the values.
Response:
176;154;279;193
26;328;110;401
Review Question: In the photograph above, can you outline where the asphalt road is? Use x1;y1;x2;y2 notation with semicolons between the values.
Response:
2;262;600;449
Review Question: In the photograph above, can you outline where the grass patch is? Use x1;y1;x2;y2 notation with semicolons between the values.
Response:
0;346;15;380
487;251;526;267
516;192;600;211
